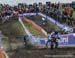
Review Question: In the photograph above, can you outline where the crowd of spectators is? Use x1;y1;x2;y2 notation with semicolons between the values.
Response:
41;2;75;27
0;2;75;27
0;4;13;23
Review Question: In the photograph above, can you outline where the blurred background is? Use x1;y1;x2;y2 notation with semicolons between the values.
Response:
0;0;75;6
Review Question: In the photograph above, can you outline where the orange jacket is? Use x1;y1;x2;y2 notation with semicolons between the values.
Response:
0;49;6;58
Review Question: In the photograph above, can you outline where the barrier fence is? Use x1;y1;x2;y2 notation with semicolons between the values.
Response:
18;12;72;31
3;12;73;32
19;17;75;47
29;33;75;46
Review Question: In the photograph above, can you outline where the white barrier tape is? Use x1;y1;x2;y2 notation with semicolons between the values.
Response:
19;17;32;36
19;17;37;43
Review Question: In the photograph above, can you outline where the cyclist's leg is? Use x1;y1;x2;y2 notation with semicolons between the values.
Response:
55;41;58;48
51;40;54;49
46;40;51;48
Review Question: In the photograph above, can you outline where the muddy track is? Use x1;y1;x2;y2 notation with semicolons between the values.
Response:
10;47;75;58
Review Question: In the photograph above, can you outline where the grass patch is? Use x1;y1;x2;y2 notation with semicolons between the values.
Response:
0;18;26;52
2;35;9;44
23;21;44;37
47;21;61;31
26;16;61;32
0;18;25;38
11;21;25;38
73;11;75;18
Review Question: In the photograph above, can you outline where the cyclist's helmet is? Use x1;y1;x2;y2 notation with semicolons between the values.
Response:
55;31;58;34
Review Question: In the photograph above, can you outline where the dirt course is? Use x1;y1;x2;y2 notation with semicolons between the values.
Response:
10;47;75;58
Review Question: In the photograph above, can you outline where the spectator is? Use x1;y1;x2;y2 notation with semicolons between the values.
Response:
22;35;28;46
42;17;47;26
62;26;72;34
